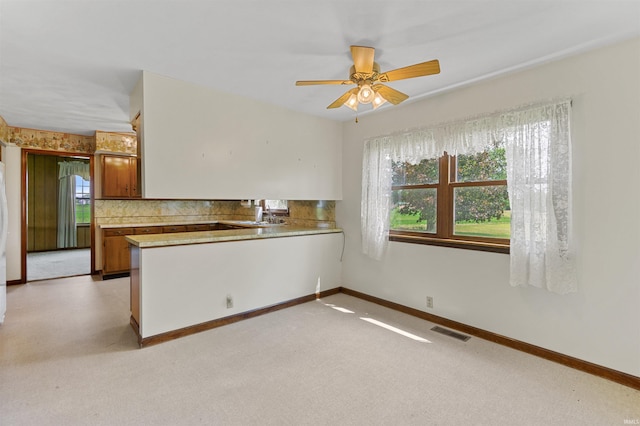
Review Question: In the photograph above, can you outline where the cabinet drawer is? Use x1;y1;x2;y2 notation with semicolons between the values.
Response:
134;226;163;235
216;224;243;230
162;225;188;233
186;224;210;232
103;228;134;237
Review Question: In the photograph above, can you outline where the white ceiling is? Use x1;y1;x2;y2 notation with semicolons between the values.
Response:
1;1;639;136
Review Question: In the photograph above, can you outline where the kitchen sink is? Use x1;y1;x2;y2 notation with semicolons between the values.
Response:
226;220;285;227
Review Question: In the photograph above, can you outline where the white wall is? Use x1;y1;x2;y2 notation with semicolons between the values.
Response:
337;38;640;376
137;233;343;338
135;71;343;200
2;146;22;281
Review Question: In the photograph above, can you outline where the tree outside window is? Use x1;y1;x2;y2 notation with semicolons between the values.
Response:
390;141;510;250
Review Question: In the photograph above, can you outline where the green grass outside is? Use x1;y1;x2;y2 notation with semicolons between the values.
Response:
390;209;511;239
76;203;91;223
390;209;433;232
455;210;510;239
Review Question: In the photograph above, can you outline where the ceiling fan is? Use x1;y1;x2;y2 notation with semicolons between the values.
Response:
296;45;440;112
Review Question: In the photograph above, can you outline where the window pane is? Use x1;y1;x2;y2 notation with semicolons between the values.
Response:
392;158;439;186
265;200;288;210
390;188;437;233
456;142;506;182
454;186;510;239
75;175;91;224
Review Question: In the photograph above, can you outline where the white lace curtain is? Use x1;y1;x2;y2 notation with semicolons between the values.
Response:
1;162;7;324
361;99;577;294
58;161;89;249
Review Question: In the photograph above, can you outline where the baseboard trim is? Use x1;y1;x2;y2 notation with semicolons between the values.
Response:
7;279;23;286
102;272;130;280
339;287;640;391
136;288;341;348
129;315;140;343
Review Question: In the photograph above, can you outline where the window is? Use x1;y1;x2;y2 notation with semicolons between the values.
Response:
258;200;289;216
389;141;510;253
75;175;91;223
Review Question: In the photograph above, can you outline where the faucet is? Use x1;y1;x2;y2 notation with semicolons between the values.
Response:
266;207;281;224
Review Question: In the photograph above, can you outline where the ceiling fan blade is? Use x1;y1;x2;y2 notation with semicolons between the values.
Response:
378;59;440;82
373;84;409;105
351;46;375;74
327;88;358;109
296;80;354;86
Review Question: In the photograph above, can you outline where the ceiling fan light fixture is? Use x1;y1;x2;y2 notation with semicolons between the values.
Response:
344;93;359;111
372;92;387;110
300;46;440;113
357;83;374;104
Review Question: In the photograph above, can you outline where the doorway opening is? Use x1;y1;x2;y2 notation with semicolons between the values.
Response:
21;150;95;282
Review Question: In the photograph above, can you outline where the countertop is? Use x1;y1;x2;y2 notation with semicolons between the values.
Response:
101;220;224;229
125;225;342;248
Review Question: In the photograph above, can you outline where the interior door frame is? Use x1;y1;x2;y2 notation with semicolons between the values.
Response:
21;149;96;283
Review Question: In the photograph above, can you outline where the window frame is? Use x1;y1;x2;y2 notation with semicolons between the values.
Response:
389;153;510;254
75;174;91;224
258;200;289;217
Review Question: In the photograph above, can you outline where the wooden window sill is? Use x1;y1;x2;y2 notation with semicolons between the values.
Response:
389;234;509;254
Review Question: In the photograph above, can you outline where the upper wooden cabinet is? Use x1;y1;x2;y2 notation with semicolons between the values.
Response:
101;155;140;199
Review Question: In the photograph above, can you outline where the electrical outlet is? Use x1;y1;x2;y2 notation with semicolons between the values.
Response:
226;294;233;309
426;296;434;309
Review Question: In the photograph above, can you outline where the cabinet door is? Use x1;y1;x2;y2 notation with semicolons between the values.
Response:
102;155;133;198
103;236;130;274
130;158;141;198
103;228;134;274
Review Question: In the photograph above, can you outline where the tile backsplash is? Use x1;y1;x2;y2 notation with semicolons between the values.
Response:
94;199;336;228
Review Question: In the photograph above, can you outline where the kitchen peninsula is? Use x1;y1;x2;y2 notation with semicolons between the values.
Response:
125;224;343;347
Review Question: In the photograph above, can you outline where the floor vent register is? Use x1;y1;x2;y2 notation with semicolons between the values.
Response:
431;326;471;342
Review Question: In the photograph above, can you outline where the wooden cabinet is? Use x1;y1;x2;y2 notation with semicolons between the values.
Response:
130;245;140;327
102;223;216;278
162;225;187;233
103;228;134;275
101;155;140;198
102;222;248;278
186;224;210;232
216;223;244;230
134;226;164;235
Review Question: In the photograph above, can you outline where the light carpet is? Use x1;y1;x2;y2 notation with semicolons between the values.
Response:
0;275;638;425
27;248;90;281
